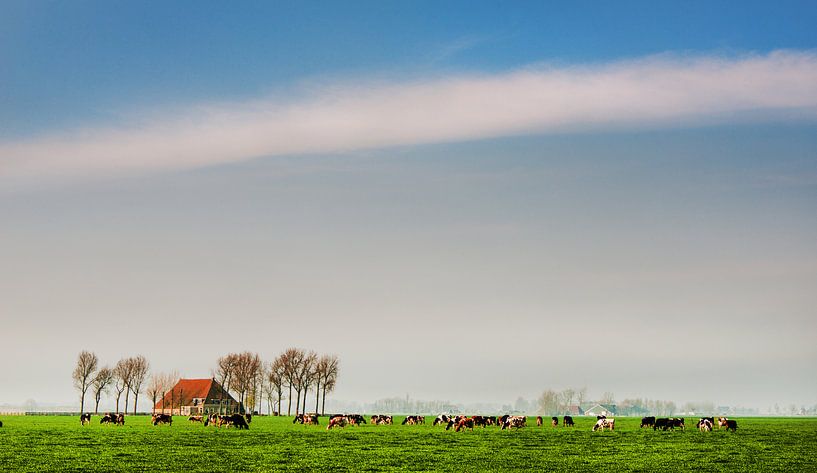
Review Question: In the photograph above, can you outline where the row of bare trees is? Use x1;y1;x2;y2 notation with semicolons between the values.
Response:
215;348;339;416
72;351;149;414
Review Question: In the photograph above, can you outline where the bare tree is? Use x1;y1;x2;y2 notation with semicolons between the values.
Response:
280;348;304;416
600;391;616;406
265;357;286;415
113;359;129;413
72;350;99;414
117;358;135;413
232;352;262;414
319;355;339;415
147;372;171;415
577;387;588;407
90;366;114;414
537;389;560;415
214;354;238;414
297;351;318;414
128;355;149;415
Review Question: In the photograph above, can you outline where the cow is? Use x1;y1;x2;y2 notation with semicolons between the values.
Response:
654;418;670;431
725;419;738;432
188;415;204;423
0;420;3;428
100;413;120;425
473;416;491;427
327;416;349;430
718;417;729;429
536;416;543;427
501;416;527;430
80;413;91;425
293;413;319;425
697;417;714;431
417;415;426;424
245;413;252;424
563;416;574;427
152;414;173;426
592;418;615;431
347;414;366;425
402;415;423;425
596;415;607;420
551;416;559;427
204;414;219;426
433;414;453;426
454;417;475;432
669;418;685;430
371;415;393;425
641;416;656;428
220;413;249;429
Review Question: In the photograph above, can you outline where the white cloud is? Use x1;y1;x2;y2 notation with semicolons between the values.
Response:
2;50;817;180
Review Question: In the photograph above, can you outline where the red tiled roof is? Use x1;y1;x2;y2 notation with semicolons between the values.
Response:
154;378;235;409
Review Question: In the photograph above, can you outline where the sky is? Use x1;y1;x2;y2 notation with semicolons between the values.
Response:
1;1;816;411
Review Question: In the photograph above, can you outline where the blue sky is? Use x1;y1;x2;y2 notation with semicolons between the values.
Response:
3;1;817;137
1;1;816;409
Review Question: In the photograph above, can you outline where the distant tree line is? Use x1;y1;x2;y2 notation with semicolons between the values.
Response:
73;348;339;416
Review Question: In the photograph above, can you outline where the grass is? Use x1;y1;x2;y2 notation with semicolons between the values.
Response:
1;415;815;471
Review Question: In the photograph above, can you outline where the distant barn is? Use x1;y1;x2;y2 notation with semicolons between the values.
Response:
154;378;242;416
583;404;616;417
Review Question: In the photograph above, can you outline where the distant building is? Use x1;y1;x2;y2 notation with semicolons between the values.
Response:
154;378;242;416
583;404;617;417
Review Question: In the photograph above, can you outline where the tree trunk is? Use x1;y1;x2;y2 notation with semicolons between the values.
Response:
80;391;86;414
315;380;321;414
94;395;101;414
321;385;327;415
115;393;121;413
287;385;292;415
124;390;130;415
133;393;138;415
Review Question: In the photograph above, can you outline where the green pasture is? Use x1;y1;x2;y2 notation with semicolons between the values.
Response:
1;415;815;471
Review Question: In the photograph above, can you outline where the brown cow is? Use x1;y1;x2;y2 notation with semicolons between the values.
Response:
327;416;349;430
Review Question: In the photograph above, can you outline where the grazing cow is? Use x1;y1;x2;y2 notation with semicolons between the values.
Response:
220;413;250;429
80;413;91;425
501;416;527;430
536;416;543;427
245;413;252;424
641;416;656;428
563;416;574;427
551;417;559;427
725;420;738;432
204;414;219;426
371;415;393;425
293;413;319;425
346;414;366;425
454;417;475;432
592;418;615;431
327;416;349;430
669;418;686;430
188;415;204;423
433;414;453;426
718;417;729;429
152;414;173;426
100;413;123;425
697;418;713;432
654;418;670;431
403;415;424;425
474;416;489;427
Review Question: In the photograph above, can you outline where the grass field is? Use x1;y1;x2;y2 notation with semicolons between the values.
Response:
1;415;815;471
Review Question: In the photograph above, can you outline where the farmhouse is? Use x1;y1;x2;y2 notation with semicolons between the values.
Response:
583;404;617;417
154;378;242;415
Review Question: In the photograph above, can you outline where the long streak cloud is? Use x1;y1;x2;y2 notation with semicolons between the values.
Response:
3;51;817;179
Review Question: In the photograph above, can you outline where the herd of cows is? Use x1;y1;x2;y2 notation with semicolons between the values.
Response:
53;413;738;433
